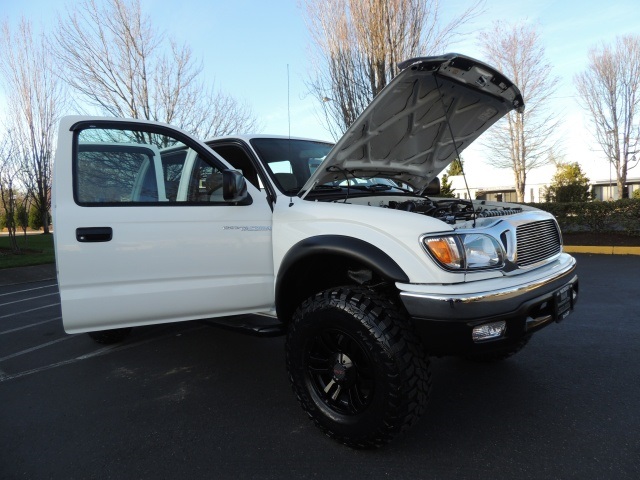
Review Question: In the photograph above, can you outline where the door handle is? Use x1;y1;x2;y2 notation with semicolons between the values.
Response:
76;227;113;243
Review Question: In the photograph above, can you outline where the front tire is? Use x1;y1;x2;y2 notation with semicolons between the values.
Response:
286;286;430;449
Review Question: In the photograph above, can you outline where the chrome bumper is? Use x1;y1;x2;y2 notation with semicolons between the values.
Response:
399;257;578;322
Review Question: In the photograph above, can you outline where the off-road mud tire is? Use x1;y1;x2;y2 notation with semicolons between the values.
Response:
286;286;430;449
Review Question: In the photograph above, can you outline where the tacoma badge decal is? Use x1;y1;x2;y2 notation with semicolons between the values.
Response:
223;226;272;231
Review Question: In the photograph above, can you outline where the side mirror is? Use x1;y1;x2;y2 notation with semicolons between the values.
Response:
222;169;250;203
424;177;440;196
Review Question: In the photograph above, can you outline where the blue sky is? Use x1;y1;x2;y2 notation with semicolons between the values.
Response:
2;0;640;187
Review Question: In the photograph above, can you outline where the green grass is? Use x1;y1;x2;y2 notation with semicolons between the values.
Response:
0;233;55;269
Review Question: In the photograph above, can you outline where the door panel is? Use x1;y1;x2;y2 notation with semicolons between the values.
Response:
53;117;274;333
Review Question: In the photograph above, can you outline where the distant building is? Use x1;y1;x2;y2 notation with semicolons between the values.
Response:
591;178;640;201
445;171;640;203
446;175;548;203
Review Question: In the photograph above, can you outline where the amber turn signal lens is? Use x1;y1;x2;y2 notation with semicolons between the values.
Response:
424;237;462;268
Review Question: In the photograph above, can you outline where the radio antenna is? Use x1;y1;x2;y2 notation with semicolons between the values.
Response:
287;64;291;139
287;64;293;206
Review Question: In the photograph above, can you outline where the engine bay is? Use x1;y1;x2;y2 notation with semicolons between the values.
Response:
330;195;524;225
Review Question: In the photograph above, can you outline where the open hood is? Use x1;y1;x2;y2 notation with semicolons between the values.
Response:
300;53;524;194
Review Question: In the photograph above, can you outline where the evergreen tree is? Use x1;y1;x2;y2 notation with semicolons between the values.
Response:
14;203;28;234
28;203;42;230
439;173;456;197
544;162;592;202
448;157;464;176
438;157;464;198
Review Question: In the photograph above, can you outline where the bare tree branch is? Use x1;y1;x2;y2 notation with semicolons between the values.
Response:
0;18;66;234
479;21;560;202
0;132;23;250
575;35;640;199
53;0;260;138
303;0;485;139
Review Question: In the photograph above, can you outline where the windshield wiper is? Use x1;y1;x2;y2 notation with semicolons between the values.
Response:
349;184;416;194
313;185;342;191
355;184;414;192
349;184;391;191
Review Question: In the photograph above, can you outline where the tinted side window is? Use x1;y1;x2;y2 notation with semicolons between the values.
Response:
209;144;261;189
160;149;188;201
76;143;160;203
187;156;224;202
74;127;225;205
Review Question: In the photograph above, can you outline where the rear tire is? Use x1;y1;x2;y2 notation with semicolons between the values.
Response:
87;327;132;345
286;286;430;449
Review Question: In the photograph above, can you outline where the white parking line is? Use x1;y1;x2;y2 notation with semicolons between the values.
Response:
0;283;58;298
0;335;73;362
0;303;61;320
0;356;88;382
0;324;206;383
0;318;60;335
0;292;59;308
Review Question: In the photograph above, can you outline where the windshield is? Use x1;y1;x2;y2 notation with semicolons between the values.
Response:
250;138;333;193
250;138;411;194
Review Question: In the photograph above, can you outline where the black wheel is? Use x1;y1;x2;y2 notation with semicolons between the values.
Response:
464;335;531;363
87;327;132;345
286;286;430;449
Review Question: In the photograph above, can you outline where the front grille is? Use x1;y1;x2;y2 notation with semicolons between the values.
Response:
516;219;562;267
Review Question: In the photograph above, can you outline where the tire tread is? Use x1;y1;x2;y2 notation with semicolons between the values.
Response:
286;286;431;449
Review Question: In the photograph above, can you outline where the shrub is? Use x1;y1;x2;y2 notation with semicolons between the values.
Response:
530;199;640;235
14;204;28;233
28;204;42;230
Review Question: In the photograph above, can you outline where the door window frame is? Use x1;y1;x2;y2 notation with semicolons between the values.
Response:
70;119;249;207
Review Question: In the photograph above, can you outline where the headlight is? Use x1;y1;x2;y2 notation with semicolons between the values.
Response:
423;234;504;270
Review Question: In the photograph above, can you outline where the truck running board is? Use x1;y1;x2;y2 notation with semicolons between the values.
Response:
200;314;286;337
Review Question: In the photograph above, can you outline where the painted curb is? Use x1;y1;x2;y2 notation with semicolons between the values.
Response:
563;245;640;255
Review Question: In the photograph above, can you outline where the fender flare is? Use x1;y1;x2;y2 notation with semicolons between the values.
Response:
275;235;410;319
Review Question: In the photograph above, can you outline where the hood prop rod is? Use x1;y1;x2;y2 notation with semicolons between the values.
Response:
434;74;477;228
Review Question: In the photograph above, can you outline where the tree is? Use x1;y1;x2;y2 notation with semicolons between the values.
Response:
543;162;592;203
303;0;484;138
439;157;464;197
0;132;21;251
0;19;66;235
54;0;259;138
29;203;43;230
575;35;640;199
439;174;455;197
478;22;560;202
14;203;28;236
447;157;464;176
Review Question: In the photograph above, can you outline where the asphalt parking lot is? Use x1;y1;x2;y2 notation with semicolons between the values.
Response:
1;253;639;479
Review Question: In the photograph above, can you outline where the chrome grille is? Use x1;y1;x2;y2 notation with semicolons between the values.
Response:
516;219;562;267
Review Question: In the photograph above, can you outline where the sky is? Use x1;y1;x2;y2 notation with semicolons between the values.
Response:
2;0;640;190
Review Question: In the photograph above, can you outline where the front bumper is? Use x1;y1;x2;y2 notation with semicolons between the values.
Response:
398;256;578;356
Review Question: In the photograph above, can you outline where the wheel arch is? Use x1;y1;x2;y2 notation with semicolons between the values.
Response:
275;235;410;324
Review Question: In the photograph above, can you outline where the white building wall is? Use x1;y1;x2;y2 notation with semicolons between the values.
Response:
446;175;549;203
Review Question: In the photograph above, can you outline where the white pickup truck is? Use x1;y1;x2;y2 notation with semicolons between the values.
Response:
53;54;578;448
